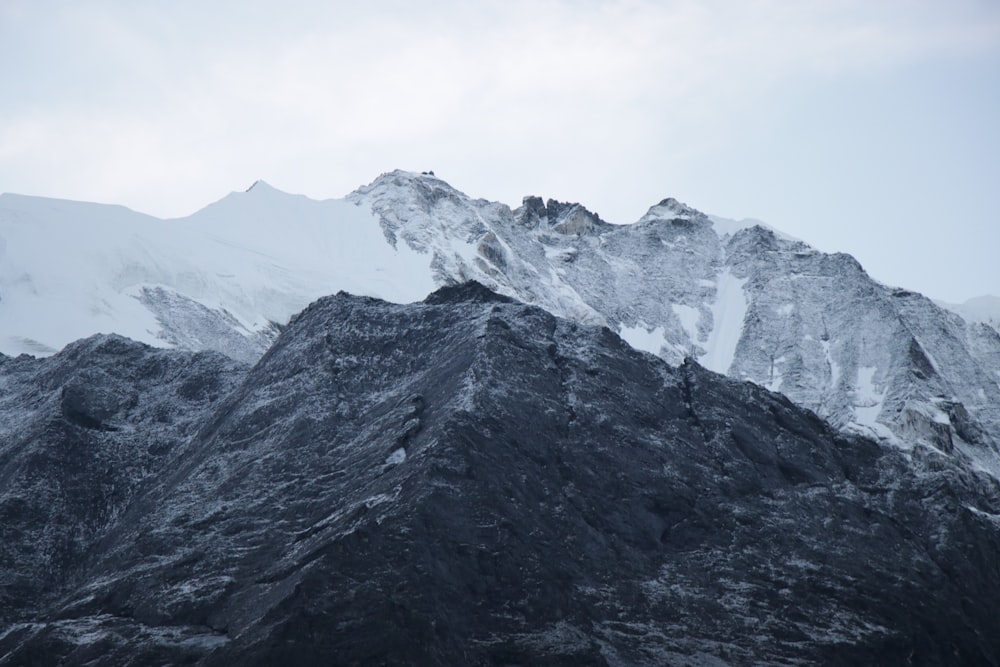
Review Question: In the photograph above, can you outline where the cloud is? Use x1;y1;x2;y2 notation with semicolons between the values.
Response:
2;0;998;222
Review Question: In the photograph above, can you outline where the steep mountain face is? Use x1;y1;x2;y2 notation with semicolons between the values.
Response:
2;171;998;457
2;284;1000;665
0;338;247;623
351;171;1000;458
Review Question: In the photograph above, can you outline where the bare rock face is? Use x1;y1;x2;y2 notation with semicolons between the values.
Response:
2;284;1000;665
0;336;247;627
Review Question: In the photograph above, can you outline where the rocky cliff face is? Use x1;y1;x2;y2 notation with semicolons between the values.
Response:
352;171;1000;460
2;284;999;666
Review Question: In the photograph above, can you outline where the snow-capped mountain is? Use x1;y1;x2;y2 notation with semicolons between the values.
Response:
0;181;435;362
2;171;998;458
4;168;1000;663
351;172;1000;460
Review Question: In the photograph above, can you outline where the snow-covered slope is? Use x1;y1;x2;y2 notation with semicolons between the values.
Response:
940;295;1000;334
0;181;435;361
3;170;998;457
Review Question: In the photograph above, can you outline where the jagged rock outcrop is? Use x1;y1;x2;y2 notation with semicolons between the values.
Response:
2;284;999;665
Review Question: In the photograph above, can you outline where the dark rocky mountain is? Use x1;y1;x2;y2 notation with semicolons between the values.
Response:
0;336;247;624
2;283;999;665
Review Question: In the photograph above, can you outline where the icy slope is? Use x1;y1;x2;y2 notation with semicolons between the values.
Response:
0;182;435;362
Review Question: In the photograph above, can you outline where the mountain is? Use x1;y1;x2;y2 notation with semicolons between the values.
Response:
0;336;247;622
3;170;998;459
0;181;434;363
2;284;1000;665
350;172;1000;460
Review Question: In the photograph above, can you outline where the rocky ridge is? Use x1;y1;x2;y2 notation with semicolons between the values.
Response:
1;284;999;665
351;171;1000;461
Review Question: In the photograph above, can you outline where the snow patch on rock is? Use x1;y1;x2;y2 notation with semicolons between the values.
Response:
672;304;701;344
619;322;669;357
700;269;748;374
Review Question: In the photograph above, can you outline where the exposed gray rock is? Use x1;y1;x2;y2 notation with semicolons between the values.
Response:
0;336;247;625
351;171;1000;461
1;285;999;665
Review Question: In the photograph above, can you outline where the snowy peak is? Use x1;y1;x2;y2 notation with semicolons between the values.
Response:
347;169;494;248
244;179;273;192
187;178;313;221
639;196;710;223
2;171;998;464
0;178;438;361
352;169;466;212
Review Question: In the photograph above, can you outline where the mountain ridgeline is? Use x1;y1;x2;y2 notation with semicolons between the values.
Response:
1;284;999;665
351;172;1000;461
2;172;1000;664
2;170;997;459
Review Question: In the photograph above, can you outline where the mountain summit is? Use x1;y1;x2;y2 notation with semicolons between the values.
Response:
2;170;998;457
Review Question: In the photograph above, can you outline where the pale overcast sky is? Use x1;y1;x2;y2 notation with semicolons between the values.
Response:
2;0;998;302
